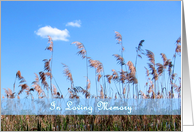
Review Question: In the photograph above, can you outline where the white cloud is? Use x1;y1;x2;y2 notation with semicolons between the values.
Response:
66;20;81;27
35;26;70;41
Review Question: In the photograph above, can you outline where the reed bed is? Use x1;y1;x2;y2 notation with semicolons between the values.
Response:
1;115;181;131
1;32;181;131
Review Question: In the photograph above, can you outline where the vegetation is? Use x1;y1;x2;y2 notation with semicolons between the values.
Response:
1;115;181;131
1;31;181;131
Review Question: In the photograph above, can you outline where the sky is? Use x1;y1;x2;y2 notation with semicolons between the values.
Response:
1;1;181;99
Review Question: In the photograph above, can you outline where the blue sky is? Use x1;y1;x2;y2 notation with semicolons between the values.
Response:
1;1;181;99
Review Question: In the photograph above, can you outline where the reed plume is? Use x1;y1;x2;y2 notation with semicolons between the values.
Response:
134;40;144;99
126;61;137;98
123;87;126;95
84;76;91;90
135;40;145;67
111;69;122;98
32;84;43;96
34;73;39;82
53;85;57;96
144;67;150;94
126;61;136;76
13;70;26;92
111;69;119;80
88;58;104;96
115;93;117;99
174;77;181;96
39;72;48;88
105;75;113;84
119;69;126;84
161;52;169;91
62;63;74;89
68;86;90;99
144;67;149;77
18;84;29;95
32;73;45;97
176;36;181;44
164;59;170;69
13;71;30;97
3;88;15;98
146;50;155;66
175;43;181;56
72;41;89;93
100;85;104;99
114;31;124;92
45;36;53;52
168;61;173;76
170;36;181;98
113;54;124;65
156;59;167;97
39;71;49;98
151;91;156;99
126;73;138;84
114;31;122;44
148;63;158;81
25;87;34;99
139;90;147;99
88;59;103;73
171;73;177;80
52;85;61;98
105;74;113;97
97;74;102;82
43;59;51;72
137;40;144;51
45;36;54;98
156;63;164;76
16;70;22;79
146;49;159;94
160;53;167;64
72;41;87;59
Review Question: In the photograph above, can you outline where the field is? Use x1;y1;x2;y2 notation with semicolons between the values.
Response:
1;115;181;131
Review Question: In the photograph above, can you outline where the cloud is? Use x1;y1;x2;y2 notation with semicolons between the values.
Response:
66;20;81;27
35;26;70;41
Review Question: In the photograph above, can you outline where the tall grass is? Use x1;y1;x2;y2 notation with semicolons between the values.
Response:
2;32;181;131
1;115;181;131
